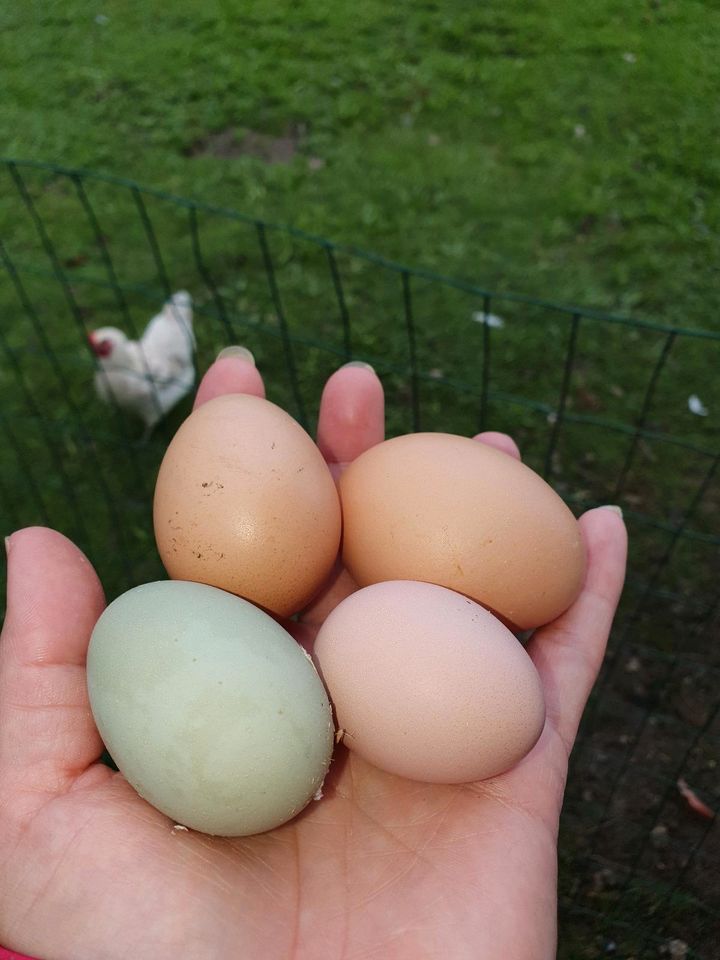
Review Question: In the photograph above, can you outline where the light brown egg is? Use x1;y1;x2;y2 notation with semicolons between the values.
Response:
313;580;545;783
340;433;585;630
153;394;341;617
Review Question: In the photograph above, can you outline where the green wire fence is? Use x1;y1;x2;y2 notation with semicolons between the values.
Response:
1;159;718;959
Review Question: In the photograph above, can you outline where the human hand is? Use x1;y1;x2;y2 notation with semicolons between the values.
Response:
0;352;627;960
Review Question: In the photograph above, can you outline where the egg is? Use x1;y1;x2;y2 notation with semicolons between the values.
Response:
87;580;334;836
313;580;545;783
339;433;585;630
153;394;341;617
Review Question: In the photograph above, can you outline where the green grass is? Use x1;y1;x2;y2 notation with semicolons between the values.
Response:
2;0;720;323
1;2;720;956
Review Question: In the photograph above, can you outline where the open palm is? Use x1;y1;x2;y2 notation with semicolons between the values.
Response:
0;356;626;960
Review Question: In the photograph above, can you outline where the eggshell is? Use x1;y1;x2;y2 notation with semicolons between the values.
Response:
154;394;341;617
313;580;545;783
87;580;334;836
340;432;585;629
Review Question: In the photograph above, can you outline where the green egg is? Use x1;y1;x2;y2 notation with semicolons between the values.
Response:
87;580;334;836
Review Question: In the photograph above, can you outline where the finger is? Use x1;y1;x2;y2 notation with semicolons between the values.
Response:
193;348;265;409
316;363;385;475
473;431;521;460
526;507;627;753
0;528;106;796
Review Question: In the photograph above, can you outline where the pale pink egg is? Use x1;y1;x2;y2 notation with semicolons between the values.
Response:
313;580;546;784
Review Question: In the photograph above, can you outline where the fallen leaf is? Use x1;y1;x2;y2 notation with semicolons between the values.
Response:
64;253;89;269
471;311;505;328
677;778;715;818
575;386;603;412
625;655;642;673
688;394;709;416
650;823;669;849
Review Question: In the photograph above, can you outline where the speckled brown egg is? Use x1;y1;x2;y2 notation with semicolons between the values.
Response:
313;580;545;783
340;433;585;630
153;394;341;617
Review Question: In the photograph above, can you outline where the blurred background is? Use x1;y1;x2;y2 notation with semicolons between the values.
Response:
1;2;719;957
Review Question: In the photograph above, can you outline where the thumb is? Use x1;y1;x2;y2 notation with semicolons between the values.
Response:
0;528;106;799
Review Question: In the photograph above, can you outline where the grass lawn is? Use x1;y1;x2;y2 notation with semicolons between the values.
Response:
1;1;719;956
2;0;720;325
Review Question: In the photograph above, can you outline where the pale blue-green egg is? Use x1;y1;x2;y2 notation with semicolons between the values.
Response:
87;580;334;836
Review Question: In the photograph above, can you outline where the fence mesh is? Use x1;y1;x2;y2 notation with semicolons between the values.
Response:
1;159;718;958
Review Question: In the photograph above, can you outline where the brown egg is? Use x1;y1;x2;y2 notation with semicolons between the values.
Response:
154;394;341;617
313;580;545;783
340;433;585;630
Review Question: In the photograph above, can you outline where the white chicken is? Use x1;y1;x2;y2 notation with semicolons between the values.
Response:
88;291;196;438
